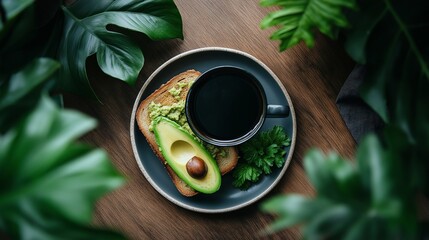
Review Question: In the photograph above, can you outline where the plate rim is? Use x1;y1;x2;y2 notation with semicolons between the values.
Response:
130;47;297;213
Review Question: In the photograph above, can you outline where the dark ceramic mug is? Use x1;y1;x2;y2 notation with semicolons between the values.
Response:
185;66;289;146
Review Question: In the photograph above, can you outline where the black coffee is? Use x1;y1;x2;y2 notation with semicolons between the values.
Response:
188;70;264;140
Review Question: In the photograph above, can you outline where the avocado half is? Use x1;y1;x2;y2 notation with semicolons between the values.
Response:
153;117;221;194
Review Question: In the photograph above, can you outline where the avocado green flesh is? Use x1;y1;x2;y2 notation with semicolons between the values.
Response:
153;117;221;194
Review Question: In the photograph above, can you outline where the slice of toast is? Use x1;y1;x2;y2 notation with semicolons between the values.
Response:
136;70;238;196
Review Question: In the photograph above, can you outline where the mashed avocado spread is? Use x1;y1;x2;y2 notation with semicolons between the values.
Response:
168;81;189;100
148;81;227;158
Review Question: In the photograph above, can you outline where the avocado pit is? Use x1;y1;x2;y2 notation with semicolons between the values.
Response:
186;156;207;179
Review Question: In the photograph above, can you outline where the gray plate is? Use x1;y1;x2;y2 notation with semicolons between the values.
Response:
130;47;296;213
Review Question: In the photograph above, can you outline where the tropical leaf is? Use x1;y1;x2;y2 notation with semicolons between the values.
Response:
0;58;59;110
260;0;356;51
261;0;429;238
0;0;62;74
303;149;360;201
58;0;183;98
344;1;429;124
0;58;60;132
0;96;125;239
261;136;419;239
261;194;332;235
345;1;429;197
0;0;34;32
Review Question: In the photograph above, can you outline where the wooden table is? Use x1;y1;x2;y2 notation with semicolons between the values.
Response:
64;1;356;239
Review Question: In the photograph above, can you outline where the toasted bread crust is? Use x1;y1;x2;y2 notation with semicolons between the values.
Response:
136;70;238;196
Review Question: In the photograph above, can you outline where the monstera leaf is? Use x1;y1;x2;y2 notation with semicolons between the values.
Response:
58;0;183;98
1;0;183;98
0;96;125;239
261;135;419;239
260;0;356;50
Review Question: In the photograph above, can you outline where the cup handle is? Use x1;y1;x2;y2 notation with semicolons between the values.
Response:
266;105;289;118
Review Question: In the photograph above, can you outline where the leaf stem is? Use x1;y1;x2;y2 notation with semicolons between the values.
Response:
384;0;429;79
60;5;79;23
60;5;96;37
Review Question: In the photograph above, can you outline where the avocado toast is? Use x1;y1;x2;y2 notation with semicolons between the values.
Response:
135;70;238;196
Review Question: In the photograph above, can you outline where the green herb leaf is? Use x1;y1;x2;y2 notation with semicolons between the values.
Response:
0;96;125;239
233;126;290;189
260;0;356;50
232;163;262;190
58;0;183;98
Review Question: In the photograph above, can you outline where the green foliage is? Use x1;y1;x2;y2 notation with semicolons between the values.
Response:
344;1;429;129
0;96;125;239
233;126;290;190
0;0;63;74
262;136;419;239
0;0;34;30
0;0;184;238
0;0;183;98
261;0;429;238
59;0;183;98
260;0;356;50
344;0;429;199
0;58;60;132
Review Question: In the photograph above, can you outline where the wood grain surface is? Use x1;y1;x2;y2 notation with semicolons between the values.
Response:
64;1;356;239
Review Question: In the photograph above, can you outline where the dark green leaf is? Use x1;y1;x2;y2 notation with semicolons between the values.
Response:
260;0;357;50
0;96;125;239
304;149;358;201
58;0;183;98
359;26;402;123
343;1;387;64
0;0;62;74
2;206;125;240
356;135;391;205
262;138;418;237
262;0;429;238
343;216;392;240
0;0;34;32
261;194;332;235
345;0;429;207
345;1;429;124
355;135;406;221
0;58;59;110
303;204;355;239
0;58;59;132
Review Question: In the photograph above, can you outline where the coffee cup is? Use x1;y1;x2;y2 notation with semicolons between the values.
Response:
185;66;289;146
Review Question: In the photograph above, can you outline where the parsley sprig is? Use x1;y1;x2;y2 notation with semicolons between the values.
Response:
233;126;290;190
